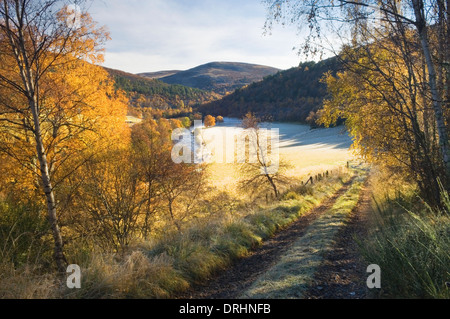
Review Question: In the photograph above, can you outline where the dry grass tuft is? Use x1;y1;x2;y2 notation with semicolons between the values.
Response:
0;263;59;299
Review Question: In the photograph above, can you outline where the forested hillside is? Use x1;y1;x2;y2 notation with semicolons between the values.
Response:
197;57;340;122
105;67;221;118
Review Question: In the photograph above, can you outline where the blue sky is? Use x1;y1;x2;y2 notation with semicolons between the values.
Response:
88;0;309;73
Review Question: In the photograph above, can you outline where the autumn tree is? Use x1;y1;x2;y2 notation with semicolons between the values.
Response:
180;116;192;128
71;149;144;253
239;113;290;199
264;0;450;202
130;119;170;239
157;157;206;231
318;39;443;203
216;116;224;123
0;0;122;271
306;111;320;128
64;118;193;252
131;118;206;233
204;115;216;128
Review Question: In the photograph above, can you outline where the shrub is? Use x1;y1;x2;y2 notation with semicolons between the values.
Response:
0;199;50;267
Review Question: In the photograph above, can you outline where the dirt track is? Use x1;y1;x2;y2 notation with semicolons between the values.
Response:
303;177;373;299
177;176;368;299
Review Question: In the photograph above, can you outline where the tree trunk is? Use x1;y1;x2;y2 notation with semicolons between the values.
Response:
30;96;67;273
4;7;67;271
445;0;450;138
412;0;450;183
168;198;181;232
266;174;279;199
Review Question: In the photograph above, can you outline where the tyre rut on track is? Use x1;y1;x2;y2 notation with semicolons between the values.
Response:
177;176;358;299
303;175;373;299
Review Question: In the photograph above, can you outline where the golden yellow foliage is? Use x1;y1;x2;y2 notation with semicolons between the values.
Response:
318;40;445;203
204;115;216;128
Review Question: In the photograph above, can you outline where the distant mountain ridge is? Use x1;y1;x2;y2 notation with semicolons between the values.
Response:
139;62;280;95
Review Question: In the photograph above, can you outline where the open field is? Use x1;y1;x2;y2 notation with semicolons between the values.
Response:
202;118;356;194
126;115;143;126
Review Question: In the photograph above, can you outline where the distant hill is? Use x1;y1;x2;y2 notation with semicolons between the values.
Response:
138;70;181;80
196;57;341;123
105;67;220;111
142;62;280;95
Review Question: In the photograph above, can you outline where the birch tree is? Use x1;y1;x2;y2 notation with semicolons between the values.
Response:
239;113;290;199
0;0;112;272
264;0;450;196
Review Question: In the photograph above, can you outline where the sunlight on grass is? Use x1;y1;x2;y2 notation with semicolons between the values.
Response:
359;173;450;299
65;172;354;299
241;172;367;299
203;122;356;197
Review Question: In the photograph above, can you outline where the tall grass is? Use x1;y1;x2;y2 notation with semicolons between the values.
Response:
66;250;189;299
0;199;51;267
0;262;60;299
64;173;351;299
360;180;450;299
0;199;58;299
0;170;353;299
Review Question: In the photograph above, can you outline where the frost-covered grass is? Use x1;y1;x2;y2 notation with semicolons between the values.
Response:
205;122;355;196
241;172;367;299
66;172;354;299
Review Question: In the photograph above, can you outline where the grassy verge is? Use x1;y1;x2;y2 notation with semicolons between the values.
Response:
0;263;59;299
359;177;450;299
240;172;367;299
66;170;355;299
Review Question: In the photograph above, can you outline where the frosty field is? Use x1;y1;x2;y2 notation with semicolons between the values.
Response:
201;118;356;193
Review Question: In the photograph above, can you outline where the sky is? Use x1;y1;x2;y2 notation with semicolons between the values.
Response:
87;0;310;74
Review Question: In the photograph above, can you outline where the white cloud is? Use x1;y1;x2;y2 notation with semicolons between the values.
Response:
89;0;305;73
